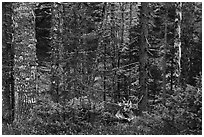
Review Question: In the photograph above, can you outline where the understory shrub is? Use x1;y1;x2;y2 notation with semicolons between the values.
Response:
2;78;201;135
151;83;202;135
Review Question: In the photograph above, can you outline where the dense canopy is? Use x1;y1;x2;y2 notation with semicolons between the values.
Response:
2;2;202;135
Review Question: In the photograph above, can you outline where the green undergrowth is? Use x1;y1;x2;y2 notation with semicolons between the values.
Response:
2;82;202;135
2;111;185;135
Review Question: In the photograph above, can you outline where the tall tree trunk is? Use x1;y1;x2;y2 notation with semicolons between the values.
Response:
174;2;182;87
139;2;148;112
170;57;173;91
110;3;118;102
98;2;107;102
129;3;132;29
50;2;64;103
162;4;168;105
128;3;133;97
2;2;15;123
103;41;106;102
119;3;124;98
13;2;37;121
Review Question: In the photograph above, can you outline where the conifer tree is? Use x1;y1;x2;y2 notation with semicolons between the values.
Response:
139;2;148;112
174;2;182;86
13;2;37;120
2;2;15;123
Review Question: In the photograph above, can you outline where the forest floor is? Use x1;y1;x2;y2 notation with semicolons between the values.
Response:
2;111;193;135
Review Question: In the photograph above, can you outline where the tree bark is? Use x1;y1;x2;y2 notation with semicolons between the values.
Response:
2;2;15;123
139;2;148;112
50;2;64;103
110;3;119;102
100;3;107;102
162;4;168;105
174;2;182;87
13;2;37;121
119;3;124;98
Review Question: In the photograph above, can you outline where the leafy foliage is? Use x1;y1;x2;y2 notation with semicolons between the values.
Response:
2;2;202;135
151;81;202;134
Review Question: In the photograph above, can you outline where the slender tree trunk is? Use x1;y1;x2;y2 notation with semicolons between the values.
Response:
103;43;106;102
139;2;148;112
13;2;37;121
103;3;108;101
119;3;124;98
170;57;173;91
162;5;168;105
2;2;15;123
110;3;118;102
129;3;132;29
174;2;182;87
128;3;133;97
98;2;107;102
50;2;64;103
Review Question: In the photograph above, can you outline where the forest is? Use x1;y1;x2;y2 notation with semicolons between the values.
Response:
2;2;202;135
